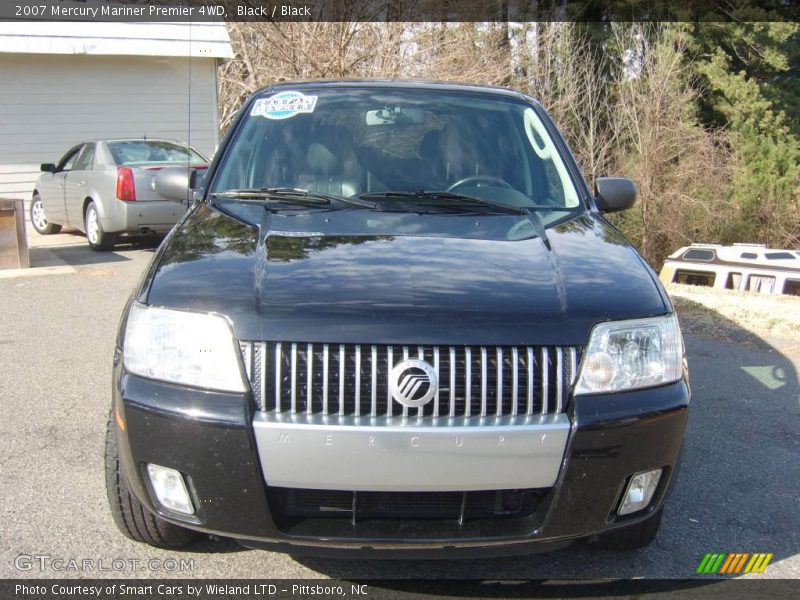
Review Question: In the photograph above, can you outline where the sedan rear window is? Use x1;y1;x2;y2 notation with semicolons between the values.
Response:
108;141;205;166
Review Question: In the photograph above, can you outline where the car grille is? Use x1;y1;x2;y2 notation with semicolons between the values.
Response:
240;342;579;419
268;487;543;522
265;487;549;539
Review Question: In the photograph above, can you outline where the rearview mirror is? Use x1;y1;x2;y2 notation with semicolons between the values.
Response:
153;167;193;204
595;177;637;213
40;163;56;173
366;106;426;126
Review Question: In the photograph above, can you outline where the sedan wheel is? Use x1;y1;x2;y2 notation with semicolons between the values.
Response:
85;201;117;251
30;194;62;235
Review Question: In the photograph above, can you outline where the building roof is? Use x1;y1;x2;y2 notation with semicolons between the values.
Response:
0;21;233;58
666;243;800;271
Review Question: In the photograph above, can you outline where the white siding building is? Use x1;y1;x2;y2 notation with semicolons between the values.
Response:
0;22;233;200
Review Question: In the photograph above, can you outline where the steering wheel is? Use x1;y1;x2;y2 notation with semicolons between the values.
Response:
447;175;513;192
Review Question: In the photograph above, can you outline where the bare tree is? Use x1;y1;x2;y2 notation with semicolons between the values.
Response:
216;19;742;266
610;24;733;265
516;24;619;185
218;21;409;133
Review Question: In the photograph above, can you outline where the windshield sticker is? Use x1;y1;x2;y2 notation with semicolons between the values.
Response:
251;91;318;120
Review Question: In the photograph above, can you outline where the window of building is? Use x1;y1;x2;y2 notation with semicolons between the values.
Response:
725;272;742;290
674;270;715;287
682;249;715;261
783;280;800;296
747;275;776;294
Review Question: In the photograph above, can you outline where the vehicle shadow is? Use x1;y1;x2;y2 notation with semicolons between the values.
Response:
283;299;799;579
177;537;248;555
29;237;161;267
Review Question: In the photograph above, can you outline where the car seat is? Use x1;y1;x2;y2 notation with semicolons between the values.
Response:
437;117;485;183
297;125;362;197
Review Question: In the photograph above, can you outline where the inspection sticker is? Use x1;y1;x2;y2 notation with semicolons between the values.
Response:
251;91;318;119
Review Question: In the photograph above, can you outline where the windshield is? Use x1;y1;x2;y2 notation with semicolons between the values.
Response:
108;140;206;166
210;88;584;217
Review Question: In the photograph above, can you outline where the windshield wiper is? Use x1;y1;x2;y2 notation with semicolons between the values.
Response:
211;188;330;205
357;190;528;215
210;187;372;209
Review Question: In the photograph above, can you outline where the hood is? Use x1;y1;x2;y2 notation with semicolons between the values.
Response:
146;205;667;346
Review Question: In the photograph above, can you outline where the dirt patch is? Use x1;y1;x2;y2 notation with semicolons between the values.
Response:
666;283;800;354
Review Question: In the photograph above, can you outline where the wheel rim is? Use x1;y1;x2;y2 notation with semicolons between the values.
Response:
86;206;99;244
32;199;48;231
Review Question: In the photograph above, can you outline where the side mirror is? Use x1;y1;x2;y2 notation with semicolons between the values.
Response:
153;167;195;204
40;163;56;173
189;168;206;191
595;177;637;213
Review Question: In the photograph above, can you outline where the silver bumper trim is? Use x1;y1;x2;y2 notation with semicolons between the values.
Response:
252;412;570;492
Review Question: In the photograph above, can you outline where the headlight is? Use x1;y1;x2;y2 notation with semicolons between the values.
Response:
123;302;246;392
575;314;683;395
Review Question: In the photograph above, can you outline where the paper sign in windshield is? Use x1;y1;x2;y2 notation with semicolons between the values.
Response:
251;91;318;120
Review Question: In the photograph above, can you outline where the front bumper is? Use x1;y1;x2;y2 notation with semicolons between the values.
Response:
113;362;689;556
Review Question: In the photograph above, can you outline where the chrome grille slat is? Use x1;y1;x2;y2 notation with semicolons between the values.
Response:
464;347;471;417
417;346;424;417
290;343;297;412
496;347;503;416
275;342;282;412
555;347;563;413
433;347;440;417
322;344;329;414
449;347;456;418
511;347;519;415
569;347;578;385
260;342;267;412
371;345;377;415
306;343;313;415
402;346;409;417
480;346;487;417
387;346;393;417
540;347;549;415
526;347;534;415
354;345;361;417
338;345;345;416
241;342;579;423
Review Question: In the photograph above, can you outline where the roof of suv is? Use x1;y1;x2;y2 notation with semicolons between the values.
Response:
256;79;538;103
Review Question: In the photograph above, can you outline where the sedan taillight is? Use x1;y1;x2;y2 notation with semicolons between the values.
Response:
116;167;136;201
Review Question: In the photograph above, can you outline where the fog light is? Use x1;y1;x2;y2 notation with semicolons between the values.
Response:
147;464;194;515
618;469;662;515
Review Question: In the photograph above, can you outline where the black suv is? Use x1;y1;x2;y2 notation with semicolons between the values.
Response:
106;81;689;557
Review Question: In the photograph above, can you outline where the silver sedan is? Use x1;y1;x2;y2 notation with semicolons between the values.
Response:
31;139;208;250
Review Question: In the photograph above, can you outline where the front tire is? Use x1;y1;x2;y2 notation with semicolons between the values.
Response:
30;194;62;235
85;201;116;251
104;409;200;548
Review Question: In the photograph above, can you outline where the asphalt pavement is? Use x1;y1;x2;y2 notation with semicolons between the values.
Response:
0;230;798;580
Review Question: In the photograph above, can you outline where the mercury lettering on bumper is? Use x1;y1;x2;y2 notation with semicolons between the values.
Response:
252;413;570;492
